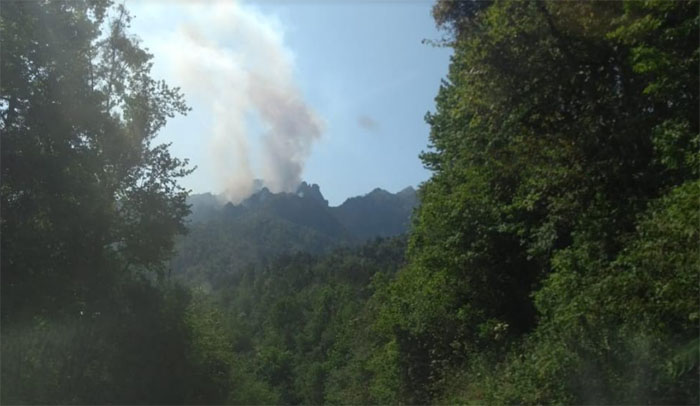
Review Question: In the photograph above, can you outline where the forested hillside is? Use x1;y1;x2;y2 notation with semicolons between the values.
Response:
1;0;698;405
173;182;416;285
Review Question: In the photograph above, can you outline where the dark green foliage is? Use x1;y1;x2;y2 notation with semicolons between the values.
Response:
1;0;191;321
2;0;696;404
0;1;226;404
1;279;233;404
211;236;408;405
369;0;699;403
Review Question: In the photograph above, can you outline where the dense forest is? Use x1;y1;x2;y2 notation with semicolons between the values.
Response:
1;0;698;405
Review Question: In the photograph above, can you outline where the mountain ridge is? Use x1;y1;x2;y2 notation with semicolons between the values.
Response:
187;182;416;212
186;182;418;232
174;182;418;284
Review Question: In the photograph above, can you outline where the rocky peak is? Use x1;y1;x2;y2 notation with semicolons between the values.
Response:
296;181;328;206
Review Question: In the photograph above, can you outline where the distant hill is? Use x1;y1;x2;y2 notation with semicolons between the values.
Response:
185;181;417;241
331;186;417;241
173;182;418;284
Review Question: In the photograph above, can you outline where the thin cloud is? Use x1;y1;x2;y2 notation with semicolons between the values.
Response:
357;115;379;132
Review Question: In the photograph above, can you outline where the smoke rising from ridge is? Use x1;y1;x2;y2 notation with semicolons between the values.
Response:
160;1;323;202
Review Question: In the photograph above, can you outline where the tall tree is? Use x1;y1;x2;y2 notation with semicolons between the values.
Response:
1;0;192;321
0;2;206;404
375;0;698;402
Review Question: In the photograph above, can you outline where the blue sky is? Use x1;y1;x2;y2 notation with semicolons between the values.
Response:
126;1;452;206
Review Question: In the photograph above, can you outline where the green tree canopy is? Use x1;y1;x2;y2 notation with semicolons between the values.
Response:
1;0;193;321
375;0;698;403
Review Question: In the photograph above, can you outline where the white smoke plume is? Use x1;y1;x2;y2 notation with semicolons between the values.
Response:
158;1;323;202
